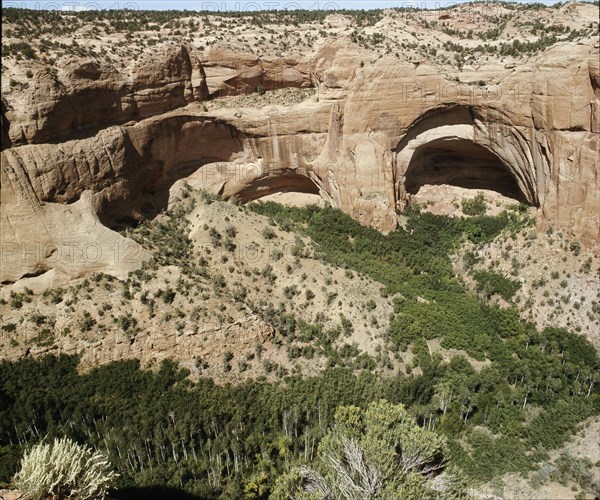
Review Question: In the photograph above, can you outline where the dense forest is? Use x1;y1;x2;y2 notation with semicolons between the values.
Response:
1;202;599;497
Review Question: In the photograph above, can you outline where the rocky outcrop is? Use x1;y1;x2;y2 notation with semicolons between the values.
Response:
1;45;209;146
1;36;599;287
308;40;597;241
27;313;277;374
201;47;312;96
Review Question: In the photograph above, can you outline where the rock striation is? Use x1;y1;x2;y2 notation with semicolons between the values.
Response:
201;47;313;96
2;45;209;146
1;33;599;287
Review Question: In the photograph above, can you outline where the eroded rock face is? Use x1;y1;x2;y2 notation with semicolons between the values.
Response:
1;36;599;286
201;47;312;96
1;45;209;146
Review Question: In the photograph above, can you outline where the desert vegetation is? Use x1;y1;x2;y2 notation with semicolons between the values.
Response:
1;189;599;498
1;2;599;497
2;2;598;72
13;437;116;500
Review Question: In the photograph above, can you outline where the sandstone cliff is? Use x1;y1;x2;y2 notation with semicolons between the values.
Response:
201;47;313;96
1;5;598;287
2;45;209;147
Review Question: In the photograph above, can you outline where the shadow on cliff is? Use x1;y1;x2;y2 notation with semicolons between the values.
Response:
396;104;538;207
95;116;247;230
405;137;529;203
1;98;12;150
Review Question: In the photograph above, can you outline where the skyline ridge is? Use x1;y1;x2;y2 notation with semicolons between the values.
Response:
2;0;571;11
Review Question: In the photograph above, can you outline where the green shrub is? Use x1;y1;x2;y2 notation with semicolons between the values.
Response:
262;227;276;240
473;270;521;301
461;193;487;216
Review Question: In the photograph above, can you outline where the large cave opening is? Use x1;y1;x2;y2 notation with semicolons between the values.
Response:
229;170;324;205
404;137;529;204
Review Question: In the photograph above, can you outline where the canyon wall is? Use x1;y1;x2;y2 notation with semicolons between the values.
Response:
1;39;598;286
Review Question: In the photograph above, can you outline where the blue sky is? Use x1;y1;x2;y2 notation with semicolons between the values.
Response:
1;0;560;10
